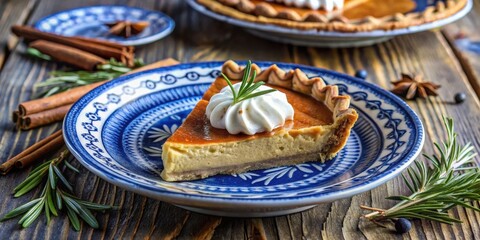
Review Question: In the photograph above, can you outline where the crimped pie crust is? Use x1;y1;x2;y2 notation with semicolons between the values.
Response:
197;0;468;32
221;60;353;118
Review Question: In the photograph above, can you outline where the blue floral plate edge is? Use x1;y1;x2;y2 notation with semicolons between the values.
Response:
63;61;425;213
34;5;175;46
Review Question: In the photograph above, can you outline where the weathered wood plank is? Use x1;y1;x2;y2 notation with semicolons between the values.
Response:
443;0;480;97
0;0;37;70
1;0;480;239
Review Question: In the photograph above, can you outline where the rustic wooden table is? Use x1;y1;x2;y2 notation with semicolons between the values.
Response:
1;0;480;239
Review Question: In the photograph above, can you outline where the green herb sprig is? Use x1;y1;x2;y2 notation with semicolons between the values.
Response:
1;150;115;231
361;117;479;226
26;48;144;98
222;60;276;105
27;48;52;61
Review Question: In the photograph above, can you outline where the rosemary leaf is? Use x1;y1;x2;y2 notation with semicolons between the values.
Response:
55;191;63;211
76;200;114;211
385;196;411;201
239;89;277;102
238;81;264;99
18;198;44;227
13;166;48;193
52;165;73;192
64;161;80;173
14;173;46;198
361;116;480;227
27;48;52;61
28;161;52;176
222;73;237;101
62;195;79;214
66;205;81;231
222;60;276;105
48;165;56;190
44;201;51;224
42;86;61;98
0;199;42;221
237;60;252;97
71;201;99;229
46;186;58;216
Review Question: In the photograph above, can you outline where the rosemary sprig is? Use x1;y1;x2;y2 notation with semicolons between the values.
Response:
34;58;144;98
1;150;114;231
26;48;145;98
361;117;479;227
222;60;276;105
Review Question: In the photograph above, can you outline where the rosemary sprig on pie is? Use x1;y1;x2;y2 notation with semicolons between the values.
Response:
361;117;479;230
0;150;115;231
222;60;276;105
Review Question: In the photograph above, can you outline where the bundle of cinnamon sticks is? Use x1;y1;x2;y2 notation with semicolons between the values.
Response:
2;58;180;174
12;25;135;70
12;58;180;130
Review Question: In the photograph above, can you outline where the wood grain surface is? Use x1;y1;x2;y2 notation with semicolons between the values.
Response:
1;0;480;239
443;0;480;98
0;0;37;69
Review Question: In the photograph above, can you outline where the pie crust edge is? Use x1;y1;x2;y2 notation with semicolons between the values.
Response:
196;0;468;32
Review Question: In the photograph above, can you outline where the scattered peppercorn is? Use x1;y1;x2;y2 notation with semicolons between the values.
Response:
354;69;368;80
454;92;466;104
394;218;412;234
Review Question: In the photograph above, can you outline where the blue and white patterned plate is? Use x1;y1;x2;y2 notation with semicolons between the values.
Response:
187;0;472;47
34;5;175;46
63;61;424;217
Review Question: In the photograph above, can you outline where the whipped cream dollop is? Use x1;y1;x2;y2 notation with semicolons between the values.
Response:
275;0;344;11
206;83;294;135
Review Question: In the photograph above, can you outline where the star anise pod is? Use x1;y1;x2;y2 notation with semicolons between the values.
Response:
106;21;149;38
390;73;441;100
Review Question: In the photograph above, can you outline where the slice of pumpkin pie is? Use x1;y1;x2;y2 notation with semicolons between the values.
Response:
161;60;358;181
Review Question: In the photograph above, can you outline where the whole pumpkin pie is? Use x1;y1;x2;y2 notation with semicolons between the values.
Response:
195;0;468;32
160;60;358;181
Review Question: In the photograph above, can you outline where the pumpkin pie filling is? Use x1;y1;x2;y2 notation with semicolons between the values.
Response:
161;61;358;181
250;0;416;20
168;78;333;145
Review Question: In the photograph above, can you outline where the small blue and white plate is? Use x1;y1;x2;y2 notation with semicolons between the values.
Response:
34;5;175;46
187;0;472;47
64;61;424;217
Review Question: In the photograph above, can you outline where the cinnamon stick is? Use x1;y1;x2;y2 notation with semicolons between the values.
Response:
30;40;106;70
18;58;180;116
19;82;105;116
19;104;73;130
12;111;19;123
70;36;129;49
0;130;62;174
12;25;134;66
15;134;65;169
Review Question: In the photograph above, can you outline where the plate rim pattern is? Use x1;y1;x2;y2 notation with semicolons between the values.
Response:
63;61;425;209
34;5;175;46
